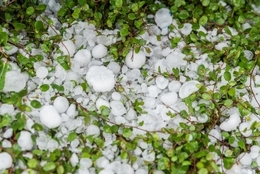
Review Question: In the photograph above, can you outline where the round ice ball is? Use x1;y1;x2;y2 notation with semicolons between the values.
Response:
125;50;146;69
155;8;172;29
36;66;48;78
53;96;69;113
0;152;12;170
40;105;62;129
238;152;252;166
96;156;109;168
74;49;91;67
59;40;76;56
86;125;100;137
92;44;108;59
17;131;34;151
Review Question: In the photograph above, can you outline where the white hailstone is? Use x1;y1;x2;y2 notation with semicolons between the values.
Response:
92;44;108;59
219;113;241;132
154;59;167;73
153;170;165;174
73;85;83;95
138;114;161;131
244;50;253;60
179;80;201;99
4;45;18;55
142;46;154;57
17;131;33;151
250;145;260;159
96;35;115;46
225;164;242;174
148;85;160;98
239;122;252;137
96;157;109;168
160;92;178;106
215;42;229;51
66;71;79;83
0;152;12;170
53;96;69;113
111;92;121;100
80;158;93;169
36;66;48;78
156;76;169;89
208;129;221;143
238;153;252;166
197;114;208;123
70;153;79;167
59;40;76;56
257;156;260;166
46;139;59;152
107;62;121;74
96;97;110;110
125;50;146;69
3;128;13;139
2;140;12;148
0;104;14;115
166;51;186;69
168;81;181;92
155;8;172;29
86;125;100;137
110;101;126;116
74;49;92;67
39;105;62;129
3;71;29;92
180;23;193;36
99;169;114;174
86;66;115;92
144;97;157;108
66;104;77;118
136;168;148;174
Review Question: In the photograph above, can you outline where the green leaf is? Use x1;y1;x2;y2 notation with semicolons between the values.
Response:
178;10;189;20
43;162;56;171
34;21;44;33
199;15;208;25
100;106;111;117
120;28;129;37
72;8;81;19
13;22;26;31
0;31;8;45
78;0;86;6
26;7;35;16
27;159;38;169
122;128;132;138
31;123;43;131
223;157;235;169
223;99;233;107
36;4;47;12
68;132;77;142
224;71;231;81
158;157;170;170
0;114;13;129
40;84;50;92
202;93;211;100
115;0;123;8
57;56;70;70
228;88;236;97
30;100;42;109
201;0;210;6
0;61;10;90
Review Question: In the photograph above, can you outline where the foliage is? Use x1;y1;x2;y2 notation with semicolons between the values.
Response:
0;0;260;173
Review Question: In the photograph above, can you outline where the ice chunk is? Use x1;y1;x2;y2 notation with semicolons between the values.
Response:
59;40;76;56
219;113;241;132
166;51;186;69
125;50;146;69
250;145;260;159
239;122;252;137
110;101;126;116
3;128;13;139
0;104;14;115
70;153;79;167
238;153;252;166
148;85;160;98
160;92;178;106
168;81;181;92
107;62;121;74
53;96;69;113
96;97;110;110
74;49;92;67
111;92;121;100
96;157;109;168
3;71;29;92
80;158;92;169
86;125;100;137
0;152;12;170
208;129;221;143
17;131;33;151
156;76;169;89
86;66;115;92
180;23;193;36
40;105;62;129
155;8;172;29
36;66;48;78
179;80;201;99
67;104;77;117
92;44;108;59
99;169;114;174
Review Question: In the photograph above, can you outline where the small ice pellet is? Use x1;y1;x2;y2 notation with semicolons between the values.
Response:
73;85;83;95
111;92;121;100
36;67;48;78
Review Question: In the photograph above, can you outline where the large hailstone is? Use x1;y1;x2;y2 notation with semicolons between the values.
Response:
74;49;91;67
0;152;12;170
17;131;34;151
219;113;241;132
92;44;108;59
53;96;69;113
86;66;115;92
59;40;76;56
125;50;146;69
179;80;201;99
155;8;172;29
3;71;29;92
40;105;62;129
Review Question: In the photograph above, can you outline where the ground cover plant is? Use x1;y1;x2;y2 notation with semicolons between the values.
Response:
1;0;260;173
